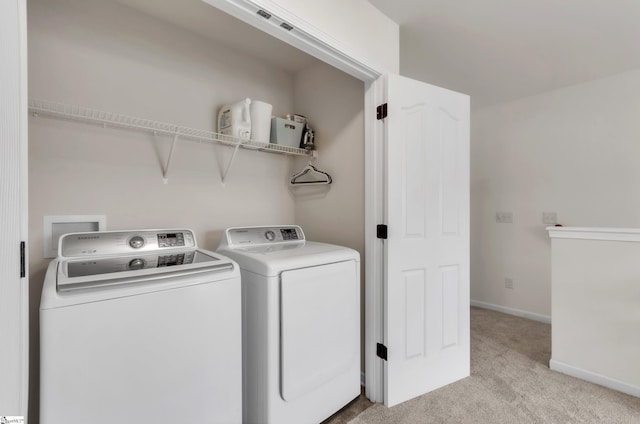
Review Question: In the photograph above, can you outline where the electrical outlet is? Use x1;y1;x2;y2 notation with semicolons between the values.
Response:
496;212;513;224
505;278;514;289
542;212;557;225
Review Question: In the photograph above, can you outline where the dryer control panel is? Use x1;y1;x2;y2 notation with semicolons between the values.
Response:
59;229;196;258
220;226;305;248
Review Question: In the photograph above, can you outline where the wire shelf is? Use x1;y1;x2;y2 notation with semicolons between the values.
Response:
28;99;313;157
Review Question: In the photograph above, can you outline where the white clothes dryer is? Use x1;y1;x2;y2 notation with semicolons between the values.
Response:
217;225;360;424
40;229;242;424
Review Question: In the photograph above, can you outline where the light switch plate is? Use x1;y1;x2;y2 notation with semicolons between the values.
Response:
496;212;513;224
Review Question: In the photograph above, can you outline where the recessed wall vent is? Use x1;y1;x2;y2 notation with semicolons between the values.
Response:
43;215;106;258
257;9;271;19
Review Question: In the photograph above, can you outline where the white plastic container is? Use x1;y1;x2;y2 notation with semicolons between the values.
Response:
250;100;273;144
218;98;252;140
270;118;304;148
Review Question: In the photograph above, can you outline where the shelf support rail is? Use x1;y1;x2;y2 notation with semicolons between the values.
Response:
221;137;245;184
162;130;180;184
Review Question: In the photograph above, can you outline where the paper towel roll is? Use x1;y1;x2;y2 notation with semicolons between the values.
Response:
250;100;273;144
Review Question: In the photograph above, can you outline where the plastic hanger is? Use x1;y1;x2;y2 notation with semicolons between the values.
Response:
290;161;332;185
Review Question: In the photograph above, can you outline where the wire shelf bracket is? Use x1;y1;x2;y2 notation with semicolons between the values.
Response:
161;131;180;184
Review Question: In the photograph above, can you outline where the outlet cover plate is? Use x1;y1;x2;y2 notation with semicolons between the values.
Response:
505;278;514;289
496;212;513;224
543;212;558;225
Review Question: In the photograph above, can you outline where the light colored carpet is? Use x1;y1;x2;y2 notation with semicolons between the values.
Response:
348;307;640;423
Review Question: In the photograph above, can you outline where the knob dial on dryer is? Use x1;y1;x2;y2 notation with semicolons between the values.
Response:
265;230;276;241
129;236;145;249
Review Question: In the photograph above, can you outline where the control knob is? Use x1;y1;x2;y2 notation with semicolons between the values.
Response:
129;236;145;249
265;230;276;241
128;258;145;270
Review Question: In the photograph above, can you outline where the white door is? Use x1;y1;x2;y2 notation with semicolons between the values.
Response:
382;74;470;407
0;0;29;418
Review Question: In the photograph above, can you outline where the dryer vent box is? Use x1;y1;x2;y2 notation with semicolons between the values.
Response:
43;215;106;258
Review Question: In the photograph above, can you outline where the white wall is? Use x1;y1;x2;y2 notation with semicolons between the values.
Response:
28;0;304;419
549;231;640;396
471;68;640;318
292;62;365;367
263;0;399;73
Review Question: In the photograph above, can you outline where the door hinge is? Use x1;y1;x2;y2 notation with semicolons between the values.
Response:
377;224;388;239
376;343;388;361
20;241;26;278
376;103;388;120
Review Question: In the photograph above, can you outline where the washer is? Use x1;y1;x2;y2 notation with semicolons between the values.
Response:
40;229;242;424
217;225;360;424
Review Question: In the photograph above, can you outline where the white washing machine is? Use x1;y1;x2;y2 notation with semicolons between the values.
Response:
40;229;242;424
217;225;360;424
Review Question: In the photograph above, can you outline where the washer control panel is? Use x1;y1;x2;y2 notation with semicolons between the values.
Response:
222;226;305;248
59;229;195;258
157;232;185;248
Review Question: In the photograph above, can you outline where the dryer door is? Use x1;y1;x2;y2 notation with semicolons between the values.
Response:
280;260;359;401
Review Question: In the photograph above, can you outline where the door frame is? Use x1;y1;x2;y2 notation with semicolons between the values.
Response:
202;0;387;402
0;0;29;417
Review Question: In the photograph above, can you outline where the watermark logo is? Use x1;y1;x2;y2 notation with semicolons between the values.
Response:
0;417;24;424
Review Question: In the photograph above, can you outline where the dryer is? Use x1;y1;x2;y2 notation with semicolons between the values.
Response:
40;229;242;424
217;225;360;424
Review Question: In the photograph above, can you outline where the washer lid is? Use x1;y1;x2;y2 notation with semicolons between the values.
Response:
218;241;359;276
57;249;234;292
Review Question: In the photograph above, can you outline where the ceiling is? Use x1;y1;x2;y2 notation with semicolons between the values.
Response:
369;0;640;108
114;0;319;73
116;0;640;109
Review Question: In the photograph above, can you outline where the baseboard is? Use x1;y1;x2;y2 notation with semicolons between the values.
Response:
550;359;640;398
470;300;551;324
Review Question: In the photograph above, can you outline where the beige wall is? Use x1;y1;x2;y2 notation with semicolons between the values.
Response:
471;68;640;318
27;0;301;263
28;0;302;276
292;64;364;259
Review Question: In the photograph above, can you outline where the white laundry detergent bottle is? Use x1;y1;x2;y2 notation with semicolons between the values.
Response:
250;100;273;144
218;98;252;140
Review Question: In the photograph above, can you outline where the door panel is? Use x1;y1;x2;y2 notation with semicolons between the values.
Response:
440;109;461;235
402;104;427;238
403;268;426;358
384;74;470;407
441;265;460;348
